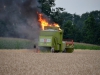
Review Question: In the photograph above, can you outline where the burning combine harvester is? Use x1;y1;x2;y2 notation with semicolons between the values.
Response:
38;13;74;53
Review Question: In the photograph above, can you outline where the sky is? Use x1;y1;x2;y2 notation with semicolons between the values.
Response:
55;0;100;15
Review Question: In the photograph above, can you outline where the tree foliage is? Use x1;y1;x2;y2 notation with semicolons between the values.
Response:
83;15;96;43
38;0;55;16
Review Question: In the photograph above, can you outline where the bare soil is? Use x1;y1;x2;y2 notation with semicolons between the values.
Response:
0;49;100;75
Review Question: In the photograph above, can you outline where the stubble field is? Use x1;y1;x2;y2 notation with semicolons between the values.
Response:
0;49;100;75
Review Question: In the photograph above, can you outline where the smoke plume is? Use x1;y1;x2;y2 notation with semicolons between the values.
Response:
0;0;41;44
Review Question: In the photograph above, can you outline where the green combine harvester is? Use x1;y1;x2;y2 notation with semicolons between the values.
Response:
38;26;74;53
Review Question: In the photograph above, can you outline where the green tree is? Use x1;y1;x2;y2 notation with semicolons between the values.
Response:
51;7;65;26
83;14;96;44
38;0;55;16
63;20;74;39
38;0;65;26
95;22;100;44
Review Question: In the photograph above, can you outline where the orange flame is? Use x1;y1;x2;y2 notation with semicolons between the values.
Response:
38;13;60;30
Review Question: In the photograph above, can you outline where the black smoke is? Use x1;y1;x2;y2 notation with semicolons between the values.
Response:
0;0;41;43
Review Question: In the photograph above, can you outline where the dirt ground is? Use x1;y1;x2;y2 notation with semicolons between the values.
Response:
0;49;100;75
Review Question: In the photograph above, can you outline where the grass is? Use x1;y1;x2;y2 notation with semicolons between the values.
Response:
74;42;100;50
0;37;34;49
0;37;100;50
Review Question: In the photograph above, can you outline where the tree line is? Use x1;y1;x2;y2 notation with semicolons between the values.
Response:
0;0;100;45
38;0;100;45
61;11;100;45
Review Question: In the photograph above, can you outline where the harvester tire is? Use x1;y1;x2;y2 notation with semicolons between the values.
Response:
51;47;54;53
62;49;66;53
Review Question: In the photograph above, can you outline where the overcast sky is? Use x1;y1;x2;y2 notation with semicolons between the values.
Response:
55;0;100;15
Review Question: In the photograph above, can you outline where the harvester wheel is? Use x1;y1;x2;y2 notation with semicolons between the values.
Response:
62;48;66;53
51;47;54;53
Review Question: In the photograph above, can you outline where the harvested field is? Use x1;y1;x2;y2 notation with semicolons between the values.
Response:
0;49;100;75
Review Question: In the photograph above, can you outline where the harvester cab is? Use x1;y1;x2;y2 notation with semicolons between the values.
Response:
38;26;74;53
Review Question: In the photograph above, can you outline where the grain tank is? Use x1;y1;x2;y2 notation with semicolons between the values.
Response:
38;26;74;53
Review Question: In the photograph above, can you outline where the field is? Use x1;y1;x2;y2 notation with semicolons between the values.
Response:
74;42;100;50
0;49;100;75
0;37;100;50
0;37;34;49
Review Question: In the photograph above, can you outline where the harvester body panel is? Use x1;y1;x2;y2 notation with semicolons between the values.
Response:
38;26;74;53
62;41;66;50
39;29;63;52
39;36;52;47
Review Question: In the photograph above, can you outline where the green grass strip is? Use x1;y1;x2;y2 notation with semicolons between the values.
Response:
74;42;100;50
0;37;34;49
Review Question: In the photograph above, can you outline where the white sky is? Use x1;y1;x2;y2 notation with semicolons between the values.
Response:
55;0;100;15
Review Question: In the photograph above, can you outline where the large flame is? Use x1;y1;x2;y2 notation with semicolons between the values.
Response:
38;13;60;30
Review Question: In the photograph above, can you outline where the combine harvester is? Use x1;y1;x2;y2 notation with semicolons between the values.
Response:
38;26;74;53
